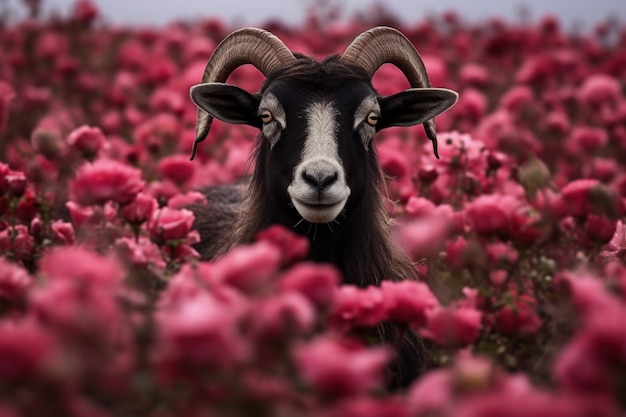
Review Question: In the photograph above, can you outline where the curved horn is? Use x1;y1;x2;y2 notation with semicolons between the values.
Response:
190;27;296;160
341;26;441;158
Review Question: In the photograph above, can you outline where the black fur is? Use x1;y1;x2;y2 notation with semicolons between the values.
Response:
191;55;425;388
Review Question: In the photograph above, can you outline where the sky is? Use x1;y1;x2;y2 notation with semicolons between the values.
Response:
5;0;625;29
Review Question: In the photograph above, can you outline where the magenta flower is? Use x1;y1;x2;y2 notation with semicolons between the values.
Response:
578;74;621;108
149;207;195;243
381;280;439;326
330;285;387;329
155;293;249;375
0;320;57;380
39;246;124;288
158;154;196;186
0;257;32;302
292;336;389;397
464;194;522;236
121;192;158;225
66;125;106;156
278;262;340;308
421;306;482;347
70;159;145;206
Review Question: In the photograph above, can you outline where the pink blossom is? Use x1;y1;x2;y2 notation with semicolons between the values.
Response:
158;154;196;186
500;85;534;113
66;125;106;156
464;194;521;235
277;262;340;308
292;336;389;397
115;237;166;270
406;369;452;416
395;214;451;259
567;126;608;153
578;74;621;108
459;63;489;86
601;220;626;261
149;207;195;243
493;293;542;335
166;191;207;209
72;0;100;23
381;280;439;326
155;293;249;375
330;285;387;329
51;220;75;245
0;320;56;380
256;225;309;265
39;246;124;288
70;159;145;206
212;242;282;293
0;257;32;302
65;201;97;227
0;225;34;261
454;88;487;122
121;193;158;225
248;292;315;341
555;178;601;217
421;306;482;347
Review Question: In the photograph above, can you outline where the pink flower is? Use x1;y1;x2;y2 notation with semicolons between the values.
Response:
0;320;56;380
454;88;487;122
65;201;97;227
256;225;309;265
330;285;387;329
149;207;195;243
493;293;542;335
459;63;489;86
500;85;534;113
158;154;196;186
121;193;158;225
381;280;439;326
421;306;482;347
0;225;34;261
464;194;521;235
212;242;282;293
601;220;626;261
115;237;166;270
72;0;99;23
292;336;389;397
555;179;601;218
567;126;608;153
66;125;106;156
0;257;32;302
377;145;410;179
166;191;207;209
395;214;451;259
578;74;621;108
155;293;249;375
39;246;124;288
248;292;315;341
70;159;145;206
51;220;75;245
278;262;340;308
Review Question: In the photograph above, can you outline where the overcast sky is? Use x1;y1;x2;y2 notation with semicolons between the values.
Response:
6;0;625;29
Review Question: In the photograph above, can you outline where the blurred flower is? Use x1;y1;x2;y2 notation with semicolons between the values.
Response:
0;257;32;302
278;262;339;308
158;154;196;186
257;225;310;265
121;192;158;225
422;306;482;347
330;285;387;329
493;293;542;335
39;246;124;288
381;280;439;326
292;336;389;398
0;320;56;380
0;81;15;133
66;125;106;158
578;74;621;108
70;159;145;206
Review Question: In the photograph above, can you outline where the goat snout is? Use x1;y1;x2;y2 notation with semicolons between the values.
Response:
302;169;338;192
288;159;350;224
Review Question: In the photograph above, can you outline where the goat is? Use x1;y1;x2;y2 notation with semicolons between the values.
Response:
188;26;458;388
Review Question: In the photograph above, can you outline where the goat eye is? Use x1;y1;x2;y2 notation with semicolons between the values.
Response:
366;111;379;126
260;110;273;124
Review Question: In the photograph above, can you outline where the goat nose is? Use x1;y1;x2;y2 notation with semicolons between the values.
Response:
302;170;338;191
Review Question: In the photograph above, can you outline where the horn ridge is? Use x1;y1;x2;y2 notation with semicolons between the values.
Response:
190;27;296;160
341;26;440;158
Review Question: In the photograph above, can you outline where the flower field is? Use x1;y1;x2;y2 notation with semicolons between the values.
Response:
1;0;626;415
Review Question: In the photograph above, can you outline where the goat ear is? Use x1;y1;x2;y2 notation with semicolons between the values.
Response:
190;83;261;127
377;88;458;130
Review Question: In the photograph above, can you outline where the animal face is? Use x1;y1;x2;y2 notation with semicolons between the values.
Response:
189;27;458;224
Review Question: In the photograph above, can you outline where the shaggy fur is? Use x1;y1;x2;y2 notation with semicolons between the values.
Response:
190;55;425;387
